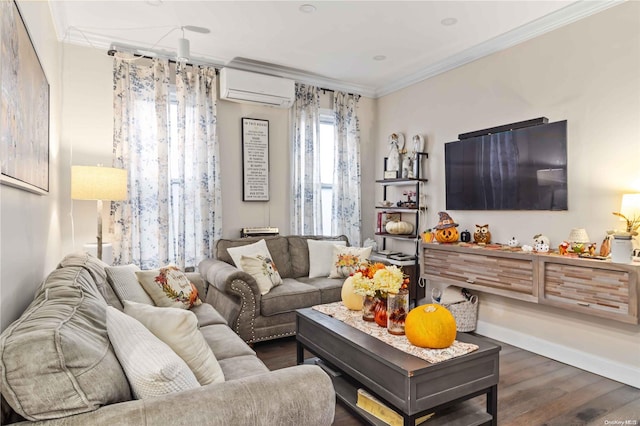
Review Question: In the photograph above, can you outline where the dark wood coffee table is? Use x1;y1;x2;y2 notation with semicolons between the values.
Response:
296;308;500;426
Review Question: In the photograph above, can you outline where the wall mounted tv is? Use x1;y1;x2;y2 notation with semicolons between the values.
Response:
445;118;567;211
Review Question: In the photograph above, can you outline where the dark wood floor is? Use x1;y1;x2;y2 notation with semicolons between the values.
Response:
253;335;640;426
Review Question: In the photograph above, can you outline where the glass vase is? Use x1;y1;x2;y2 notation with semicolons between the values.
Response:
374;295;388;327
387;289;409;335
362;295;376;321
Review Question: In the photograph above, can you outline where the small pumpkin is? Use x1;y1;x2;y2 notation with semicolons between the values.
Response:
385;220;414;235
341;276;364;310
405;304;457;349
435;227;459;243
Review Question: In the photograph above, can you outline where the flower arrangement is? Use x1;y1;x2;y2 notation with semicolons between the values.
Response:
351;262;408;297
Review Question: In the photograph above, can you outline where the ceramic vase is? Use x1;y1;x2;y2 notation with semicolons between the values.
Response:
374;296;388;327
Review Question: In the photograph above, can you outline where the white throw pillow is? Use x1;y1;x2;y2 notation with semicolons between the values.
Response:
105;306;200;399
105;264;155;305
307;239;347;278
329;246;373;278
239;254;283;295
123;301;225;386
226;239;271;269
135;265;202;309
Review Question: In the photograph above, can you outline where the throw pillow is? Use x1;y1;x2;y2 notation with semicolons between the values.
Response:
329;245;373;278
307;239;347;278
239;254;283;295
226;239;270;268
105;264;155;305
123;301;225;385
135;265;202;309
105;306;200;399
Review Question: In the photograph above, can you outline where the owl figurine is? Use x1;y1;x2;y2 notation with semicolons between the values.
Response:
473;224;491;245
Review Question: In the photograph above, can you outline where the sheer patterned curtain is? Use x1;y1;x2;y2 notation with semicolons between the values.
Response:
111;54;221;269
291;83;322;235
331;92;362;246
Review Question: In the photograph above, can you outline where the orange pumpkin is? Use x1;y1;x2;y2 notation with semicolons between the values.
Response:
405;304;457;348
435;227;459;243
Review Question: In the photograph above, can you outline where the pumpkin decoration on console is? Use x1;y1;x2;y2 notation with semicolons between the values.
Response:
405;303;457;348
434;211;459;243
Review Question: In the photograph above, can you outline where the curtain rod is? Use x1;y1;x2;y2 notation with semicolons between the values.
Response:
107;49;219;72
107;49;358;97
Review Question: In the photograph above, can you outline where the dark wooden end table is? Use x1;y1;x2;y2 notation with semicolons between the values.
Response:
296;308;500;426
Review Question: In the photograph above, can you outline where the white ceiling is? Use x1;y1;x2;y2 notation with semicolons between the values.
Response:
48;0;622;98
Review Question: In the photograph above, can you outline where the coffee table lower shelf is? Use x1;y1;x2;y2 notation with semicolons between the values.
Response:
307;358;493;426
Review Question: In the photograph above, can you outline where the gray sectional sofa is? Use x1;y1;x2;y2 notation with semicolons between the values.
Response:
199;235;349;343
0;253;335;425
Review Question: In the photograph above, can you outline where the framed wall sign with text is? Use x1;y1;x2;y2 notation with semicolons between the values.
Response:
242;118;269;201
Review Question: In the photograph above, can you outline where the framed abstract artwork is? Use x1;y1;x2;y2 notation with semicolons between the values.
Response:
0;0;50;194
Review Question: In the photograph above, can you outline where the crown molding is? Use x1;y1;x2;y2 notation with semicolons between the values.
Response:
51;0;624;100
374;0;625;98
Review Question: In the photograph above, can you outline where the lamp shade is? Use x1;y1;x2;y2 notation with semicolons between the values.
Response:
71;166;127;200
620;194;640;220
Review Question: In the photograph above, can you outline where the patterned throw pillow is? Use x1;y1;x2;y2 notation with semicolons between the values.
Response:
135;266;202;309
106;306;200;399
239;255;283;295
329;246;373;278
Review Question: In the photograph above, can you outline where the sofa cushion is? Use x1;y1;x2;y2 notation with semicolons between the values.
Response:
239;254;283;295
136;265;202;309
190;303;228;327
0;254;131;421
107;306;200;399
260;279;321;316
105;264;155;305
123;301;225;386
307;239;347;278
297;277;344;304
218;355;269;381
329;245;372;278
199;324;256;361
60;252;125;310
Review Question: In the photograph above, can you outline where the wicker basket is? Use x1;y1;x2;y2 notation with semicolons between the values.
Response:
444;295;478;332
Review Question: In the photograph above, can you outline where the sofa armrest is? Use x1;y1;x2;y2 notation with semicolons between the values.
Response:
198;259;264;342
13;365;335;426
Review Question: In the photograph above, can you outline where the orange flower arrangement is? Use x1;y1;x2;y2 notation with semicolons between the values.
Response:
351;262;408;297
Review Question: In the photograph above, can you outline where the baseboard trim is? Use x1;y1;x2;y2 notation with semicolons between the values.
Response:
476;320;639;389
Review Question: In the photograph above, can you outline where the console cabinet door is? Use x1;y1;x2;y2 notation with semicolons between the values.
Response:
422;245;537;302
539;258;639;324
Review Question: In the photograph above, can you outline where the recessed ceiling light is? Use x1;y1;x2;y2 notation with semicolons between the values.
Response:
373;55;387;61
441;17;458;26
299;4;316;13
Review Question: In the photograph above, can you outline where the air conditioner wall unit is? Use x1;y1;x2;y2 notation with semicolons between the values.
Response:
219;68;295;108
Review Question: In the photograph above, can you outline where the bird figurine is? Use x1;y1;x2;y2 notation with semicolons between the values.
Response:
473;224;491;245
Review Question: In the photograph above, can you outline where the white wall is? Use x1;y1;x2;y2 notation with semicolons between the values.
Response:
373;2;640;386
0;1;63;331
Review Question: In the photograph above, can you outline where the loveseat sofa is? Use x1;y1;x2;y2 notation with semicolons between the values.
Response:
199;235;349;343
0;253;335;425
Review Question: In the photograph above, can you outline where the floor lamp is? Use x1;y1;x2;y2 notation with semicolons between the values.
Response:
71;165;127;260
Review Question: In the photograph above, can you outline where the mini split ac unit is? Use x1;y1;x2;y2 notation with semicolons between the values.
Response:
219;68;295;108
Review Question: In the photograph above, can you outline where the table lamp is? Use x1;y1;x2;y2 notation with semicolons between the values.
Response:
71;165;127;260
615;193;640;234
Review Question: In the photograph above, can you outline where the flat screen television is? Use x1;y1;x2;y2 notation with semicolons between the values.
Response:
445;120;567;211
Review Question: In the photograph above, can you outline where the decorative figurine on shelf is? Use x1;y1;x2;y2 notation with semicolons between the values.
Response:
387;133;404;174
460;230;471;242
411;134;425;178
402;155;413;179
558;241;570;255
507;237;519;248
473;224;491;245
533;234;550;247
600;233;613;257
422;229;434;243
535;242;550;253
588;243;597;256
434;211;459;243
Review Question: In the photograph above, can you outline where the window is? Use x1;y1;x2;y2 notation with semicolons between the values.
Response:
319;109;335;235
